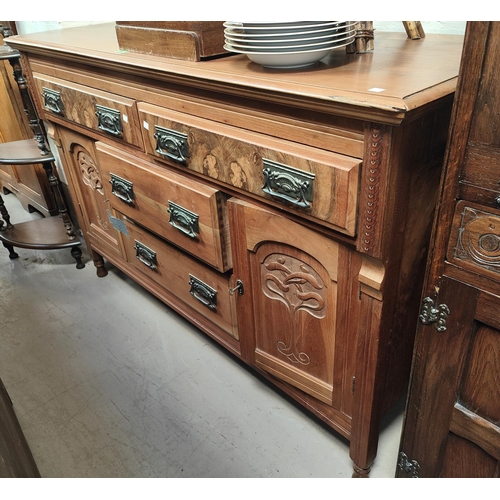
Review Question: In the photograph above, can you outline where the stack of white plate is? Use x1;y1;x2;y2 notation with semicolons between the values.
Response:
224;21;357;69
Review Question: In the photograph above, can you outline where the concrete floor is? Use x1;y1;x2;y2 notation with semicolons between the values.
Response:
0;191;404;478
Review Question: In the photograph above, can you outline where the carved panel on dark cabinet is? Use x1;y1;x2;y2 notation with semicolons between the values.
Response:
448;201;500;281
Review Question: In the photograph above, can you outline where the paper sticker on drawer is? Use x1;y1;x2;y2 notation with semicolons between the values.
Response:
107;210;129;236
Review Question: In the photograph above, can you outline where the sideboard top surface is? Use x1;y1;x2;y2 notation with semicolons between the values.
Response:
7;23;464;123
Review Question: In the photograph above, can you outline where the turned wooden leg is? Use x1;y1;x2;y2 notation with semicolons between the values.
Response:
42;162;77;241
3;242;19;259
90;249;107;277
0;193;13;230
352;464;371;478
70;246;85;269
349;295;385;479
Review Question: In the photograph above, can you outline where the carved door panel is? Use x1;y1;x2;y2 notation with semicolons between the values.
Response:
56;126;123;259
398;276;500;477
229;198;355;410
253;242;336;405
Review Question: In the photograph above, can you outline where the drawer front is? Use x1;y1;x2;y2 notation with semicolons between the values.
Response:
33;73;142;148
115;212;238;339
447;200;500;283
96;142;232;272
138;103;360;236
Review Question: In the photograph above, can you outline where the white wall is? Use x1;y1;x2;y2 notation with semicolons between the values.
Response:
15;21;467;36
15;21;110;35
375;21;466;34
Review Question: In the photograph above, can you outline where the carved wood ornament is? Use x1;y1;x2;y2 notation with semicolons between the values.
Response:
262;253;327;365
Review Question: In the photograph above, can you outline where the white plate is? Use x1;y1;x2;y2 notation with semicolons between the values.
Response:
224;33;355;52
224;21;345;34
224;40;352;68
224;22;356;38
244;50;330;68
224;21;340;29
224;29;356;47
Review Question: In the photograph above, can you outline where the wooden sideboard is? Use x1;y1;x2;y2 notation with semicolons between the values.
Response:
7;24;464;477
397;21;500;478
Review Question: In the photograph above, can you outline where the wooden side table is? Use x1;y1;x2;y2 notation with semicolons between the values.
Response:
0;45;83;268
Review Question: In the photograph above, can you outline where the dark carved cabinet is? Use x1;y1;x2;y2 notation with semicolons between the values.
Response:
397;21;500;478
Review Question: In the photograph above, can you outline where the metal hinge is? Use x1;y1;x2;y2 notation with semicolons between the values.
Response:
351;376;356;394
398;452;420;477
419;296;450;332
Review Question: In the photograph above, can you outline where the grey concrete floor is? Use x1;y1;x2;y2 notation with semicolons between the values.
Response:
0;191;403;478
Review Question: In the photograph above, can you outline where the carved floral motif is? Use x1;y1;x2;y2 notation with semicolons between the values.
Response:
77;150;104;194
262;254;326;365
75;147;108;230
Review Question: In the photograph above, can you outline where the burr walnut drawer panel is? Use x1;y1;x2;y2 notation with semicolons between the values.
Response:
95;142;232;272
138;103;361;236
32;73;142;148
447;200;500;283
115;211;238;339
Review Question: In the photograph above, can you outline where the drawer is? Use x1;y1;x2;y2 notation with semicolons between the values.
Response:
32;73;143;148
96;142;232;272
447;200;500;283
138;102;360;236
114;211;238;339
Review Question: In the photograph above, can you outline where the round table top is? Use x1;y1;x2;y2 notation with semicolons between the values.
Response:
0;44;20;60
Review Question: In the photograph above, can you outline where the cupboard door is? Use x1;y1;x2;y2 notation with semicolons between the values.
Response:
229;198;353;408
56;127;123;259
397;276;500;478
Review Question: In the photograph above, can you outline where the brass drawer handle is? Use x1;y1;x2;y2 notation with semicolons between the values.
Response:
95;104;123;137
167;201;199;239
41;87;64;115
134;240;157;271
154;125;189;164
110;173;134;205
188;274;217;310
261;159;315;209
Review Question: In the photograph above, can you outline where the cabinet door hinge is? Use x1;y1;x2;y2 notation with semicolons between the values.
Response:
351;376;356;394
398;452;420;477
419;296;450;332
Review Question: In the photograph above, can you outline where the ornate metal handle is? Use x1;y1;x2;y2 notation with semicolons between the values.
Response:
261;159;315;209
134;240;157;271
167;201;199;239
41;87;64;115
495;181;500;206
154;125;189;164
188;274;217;310
110;173;134;205
95;104;123;137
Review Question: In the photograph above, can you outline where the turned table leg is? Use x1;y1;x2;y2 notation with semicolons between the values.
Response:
91;249;107;277
2;242;19;259
0;193;13;230
71;246;85;269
